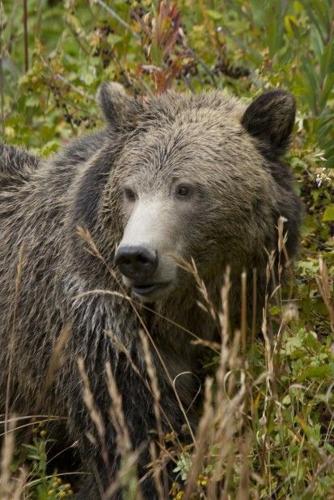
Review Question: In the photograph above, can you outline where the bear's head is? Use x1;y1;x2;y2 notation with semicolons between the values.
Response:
74;84;298;305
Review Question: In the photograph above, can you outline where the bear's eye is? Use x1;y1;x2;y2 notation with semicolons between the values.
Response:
123;187;137;202
175;184;193;200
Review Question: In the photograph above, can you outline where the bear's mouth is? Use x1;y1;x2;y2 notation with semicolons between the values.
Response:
131;281;171;299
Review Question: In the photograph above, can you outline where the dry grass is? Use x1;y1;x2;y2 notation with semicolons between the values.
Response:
1;0;334;496
1;221;334;499
0;417;27;500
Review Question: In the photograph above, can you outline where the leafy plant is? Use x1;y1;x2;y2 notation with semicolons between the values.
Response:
1;1;334;498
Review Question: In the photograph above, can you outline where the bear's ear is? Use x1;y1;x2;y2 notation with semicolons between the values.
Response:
97;82;142;129
241;90;296;156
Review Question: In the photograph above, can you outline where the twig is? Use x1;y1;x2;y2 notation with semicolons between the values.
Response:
23;0;28;71
0;1;4;138
92;0;139;39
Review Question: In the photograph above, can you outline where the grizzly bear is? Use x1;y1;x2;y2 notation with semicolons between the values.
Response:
0;84;301;498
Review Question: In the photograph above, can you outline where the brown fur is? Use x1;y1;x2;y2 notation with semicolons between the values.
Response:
0;86;301;498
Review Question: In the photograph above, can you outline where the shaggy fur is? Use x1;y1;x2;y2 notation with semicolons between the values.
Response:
0;86;301;498
0;144;39;188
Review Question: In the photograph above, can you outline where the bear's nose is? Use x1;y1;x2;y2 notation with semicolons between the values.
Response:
114;245;158;281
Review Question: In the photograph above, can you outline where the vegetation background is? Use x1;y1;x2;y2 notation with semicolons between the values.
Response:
0;0;333;498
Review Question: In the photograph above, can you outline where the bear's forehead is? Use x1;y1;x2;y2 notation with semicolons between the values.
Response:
120;113;251;169
114;92;266;185
115;118;267;192
138;99;245;137
145;90;245;120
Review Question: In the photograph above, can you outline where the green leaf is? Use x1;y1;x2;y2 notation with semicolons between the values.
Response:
323;204;334;221
107;34;123;46
206;10;223;21
298;363;334;381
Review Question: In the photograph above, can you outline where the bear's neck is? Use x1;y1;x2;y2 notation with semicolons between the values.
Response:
139;296;216;413
151;288;217;341
144;289;218;369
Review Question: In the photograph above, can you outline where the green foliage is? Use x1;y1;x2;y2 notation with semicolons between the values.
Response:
2;0;334;166
22;437;73;499
1;0;333;498
8;426;74;499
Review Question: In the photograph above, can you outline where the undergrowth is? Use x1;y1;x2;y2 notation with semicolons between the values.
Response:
1;0;334;498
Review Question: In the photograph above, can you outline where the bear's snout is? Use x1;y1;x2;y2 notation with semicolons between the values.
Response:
115;243;174;302
114;244;158;281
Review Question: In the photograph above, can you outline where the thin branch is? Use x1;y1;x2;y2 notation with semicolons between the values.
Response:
0;1;5;138
23;0;28;71
92;0;139;39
